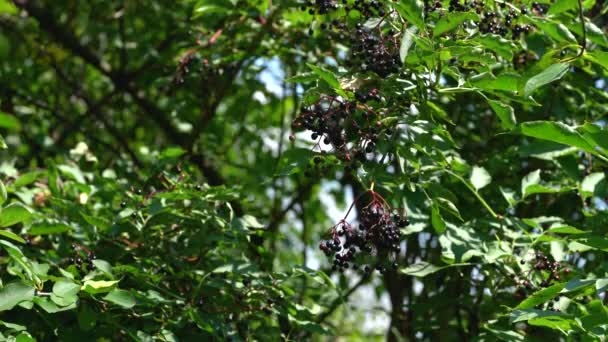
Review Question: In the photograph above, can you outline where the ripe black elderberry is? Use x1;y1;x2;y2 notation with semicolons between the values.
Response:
350;26;401;77
68;244;97;272
291;91;391;165
319;189;409;274
511;251;572;298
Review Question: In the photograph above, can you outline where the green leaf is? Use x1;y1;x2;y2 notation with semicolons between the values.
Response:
52;279;80;298
516;283;565;309
400;261;470;277
0;179;6;205
581;172;605;199
521;169;541;197
433;12;478;37
81;280;119;294
104;289;136;308
510;308;569;323
0;282;35;311
0;134;6;149
431;203;446;234
285;73;317;84
399;26;418;63
548;0;578;14
306;64;346;97
523;63;570;96
547;226;586;234
519;121;599;157
0;112;21;131
487;99;516;130
500;187;518;207
562;278;596;293
0;230;25;244
0;203;33;227
534;20;577;43
436;197;463;221
240;215;264;229
585;50;608;70
33;297;76;313
470;166;491;191
392;1;424;29
92;259;113;277
28;221;72;235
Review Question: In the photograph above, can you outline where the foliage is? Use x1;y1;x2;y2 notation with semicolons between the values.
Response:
0;0;607;340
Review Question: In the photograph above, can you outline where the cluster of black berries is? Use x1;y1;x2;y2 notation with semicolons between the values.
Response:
291;92;391;166
350;25;401;77
319;191;409;274
448;0;467;12
512;251;571;298
68;244;97;272
300;0;338;15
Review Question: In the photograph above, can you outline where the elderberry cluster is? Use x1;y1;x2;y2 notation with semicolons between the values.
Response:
318;192;409;274
424;1;536;41
291;91;391;165
350;24;401;77
68;244;97;272
512;251;571;298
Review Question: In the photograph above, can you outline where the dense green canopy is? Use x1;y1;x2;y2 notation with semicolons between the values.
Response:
0;0;607;340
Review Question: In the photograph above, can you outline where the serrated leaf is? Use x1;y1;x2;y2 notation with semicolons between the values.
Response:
487;99;516;130
436;197;463;221
470;166;491;191
306;64;346;97
523;63;570;96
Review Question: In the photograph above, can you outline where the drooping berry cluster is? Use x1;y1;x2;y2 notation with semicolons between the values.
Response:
291;91;391;166
68;244;97;272
512;251;571;298
318;190;409;274
350;24;401;77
